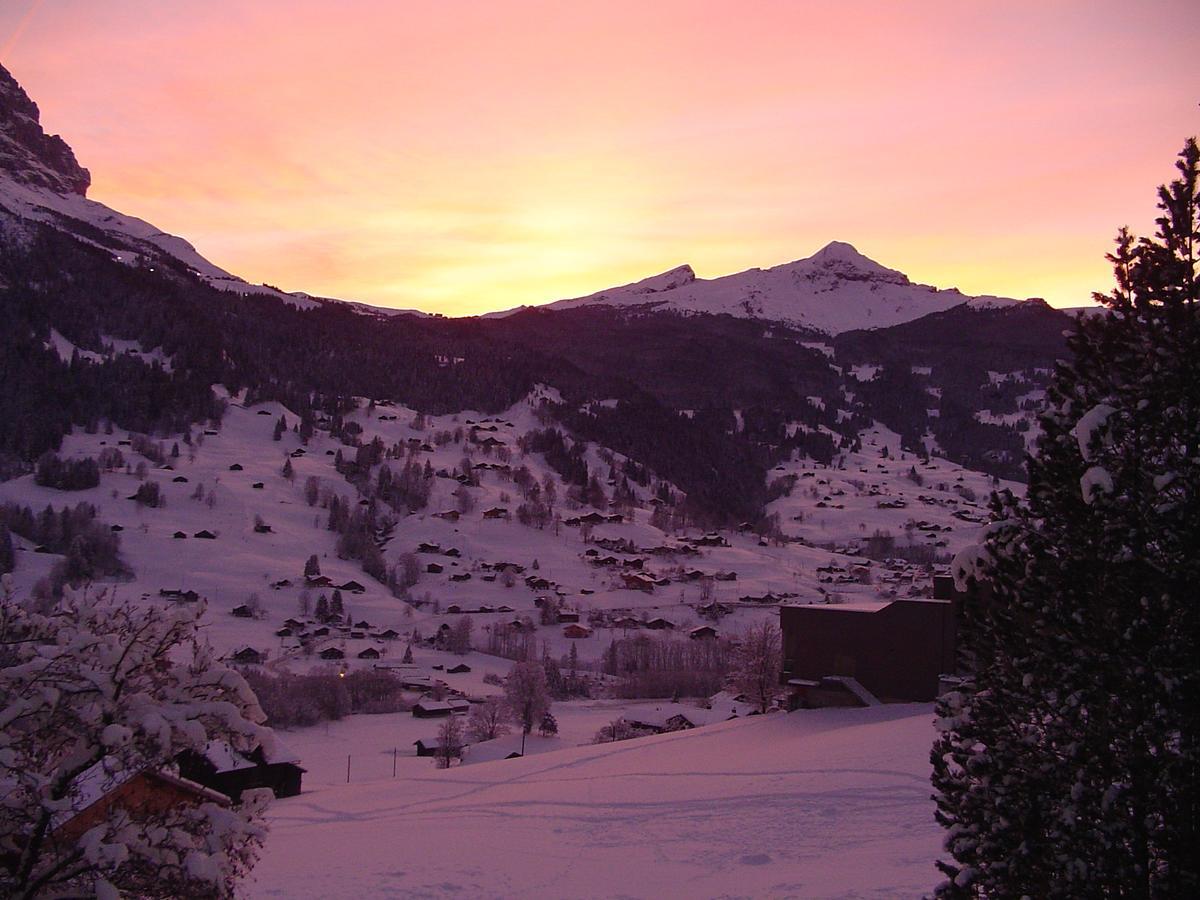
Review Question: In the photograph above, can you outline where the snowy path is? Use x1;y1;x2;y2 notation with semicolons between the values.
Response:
248;705;939;899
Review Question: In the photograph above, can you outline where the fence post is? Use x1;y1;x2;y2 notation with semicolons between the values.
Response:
346;754;350;784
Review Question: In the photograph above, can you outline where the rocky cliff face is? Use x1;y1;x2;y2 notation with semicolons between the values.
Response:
0;63;90;196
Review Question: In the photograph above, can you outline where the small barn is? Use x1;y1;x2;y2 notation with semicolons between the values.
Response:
193;530;217;540
412;700;453;718
230;604;254;618
446;663;472;674
563;624;592;639
319;647;345;661
357;647;381;660
689;625;718;640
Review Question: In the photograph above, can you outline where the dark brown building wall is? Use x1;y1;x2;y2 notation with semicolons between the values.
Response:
781;599;957;702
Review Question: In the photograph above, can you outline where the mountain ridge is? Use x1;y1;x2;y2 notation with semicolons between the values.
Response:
0;62;1035;332
496;240;1027;335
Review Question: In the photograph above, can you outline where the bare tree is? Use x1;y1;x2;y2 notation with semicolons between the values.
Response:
434;714;464;769
447;616;474;655
732;619;782;713
0;585;271;898
504;661;550;754
467;697;510;742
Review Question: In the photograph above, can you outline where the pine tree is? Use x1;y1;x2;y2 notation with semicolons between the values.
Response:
0;524;13;575
330;589;344;620
304;554;320;577
314;594;329;622
931;139;1200;897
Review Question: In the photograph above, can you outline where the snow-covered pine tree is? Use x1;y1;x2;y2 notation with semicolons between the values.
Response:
931;139;1200;897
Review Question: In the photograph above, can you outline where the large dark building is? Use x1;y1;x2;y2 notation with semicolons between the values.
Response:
780;593;959;705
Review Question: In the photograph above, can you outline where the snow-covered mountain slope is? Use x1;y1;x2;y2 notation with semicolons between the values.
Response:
251;704;940;899
497;240;1026;335
0;389;1012;675
0;64;323;308
0;63;432;316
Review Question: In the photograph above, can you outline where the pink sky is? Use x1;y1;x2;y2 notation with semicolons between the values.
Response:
3;0;1198;314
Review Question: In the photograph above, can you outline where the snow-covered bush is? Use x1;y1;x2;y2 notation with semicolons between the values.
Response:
0;583;272;897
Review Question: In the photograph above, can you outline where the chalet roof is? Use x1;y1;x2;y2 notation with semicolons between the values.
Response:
54;763;228;832
413;700;452;712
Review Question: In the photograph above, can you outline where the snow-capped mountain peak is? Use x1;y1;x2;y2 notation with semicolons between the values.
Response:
528;241;1023;335
0;63;333;309
794;240;909;284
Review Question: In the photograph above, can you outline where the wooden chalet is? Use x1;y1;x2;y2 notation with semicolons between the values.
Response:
177;740;304;801
54;767;229;844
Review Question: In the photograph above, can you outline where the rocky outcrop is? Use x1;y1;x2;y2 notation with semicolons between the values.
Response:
0;63;90;196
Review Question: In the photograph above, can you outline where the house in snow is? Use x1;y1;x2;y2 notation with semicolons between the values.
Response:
229;647;265;665
54;766;228;845
319;647;345;661
412;700;453;718
177;740;304;801
562;623;592;639
779;596;958;705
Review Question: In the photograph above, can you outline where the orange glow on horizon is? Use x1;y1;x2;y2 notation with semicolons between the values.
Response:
2;0;1198;315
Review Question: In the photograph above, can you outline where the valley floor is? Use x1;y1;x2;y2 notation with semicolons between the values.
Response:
248;704;940;899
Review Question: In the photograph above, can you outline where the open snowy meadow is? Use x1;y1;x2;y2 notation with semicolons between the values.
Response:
248;704;939;899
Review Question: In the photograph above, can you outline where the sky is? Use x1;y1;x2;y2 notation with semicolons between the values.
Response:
2;0;1198;315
